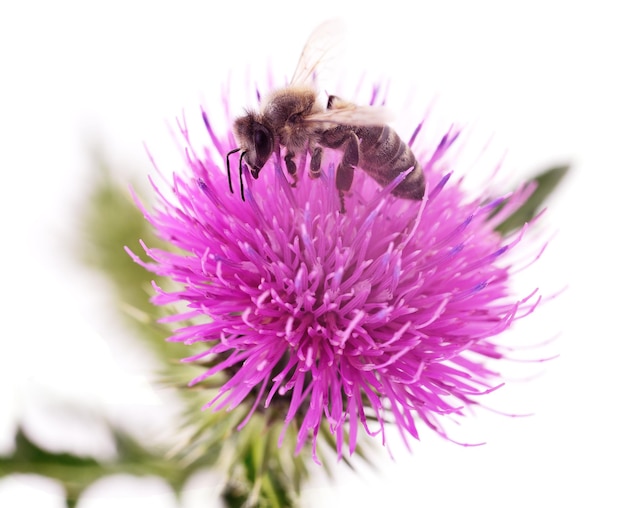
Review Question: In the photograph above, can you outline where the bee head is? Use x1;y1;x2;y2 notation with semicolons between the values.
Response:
233;113;274;178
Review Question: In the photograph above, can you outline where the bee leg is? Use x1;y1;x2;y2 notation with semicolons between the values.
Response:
309;145;323;178
326;95;340;109
336;132;360;213
284;151;298;186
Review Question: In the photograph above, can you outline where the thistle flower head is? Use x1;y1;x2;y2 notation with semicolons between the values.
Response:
129;82;543;462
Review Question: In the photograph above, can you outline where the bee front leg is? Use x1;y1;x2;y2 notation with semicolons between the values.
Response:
284;151;298;186
335;132;359;213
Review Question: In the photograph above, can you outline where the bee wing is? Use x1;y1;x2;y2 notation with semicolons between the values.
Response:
290;19;345;87
304;105;392;126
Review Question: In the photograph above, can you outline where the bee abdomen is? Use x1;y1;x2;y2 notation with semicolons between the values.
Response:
356;126;425;201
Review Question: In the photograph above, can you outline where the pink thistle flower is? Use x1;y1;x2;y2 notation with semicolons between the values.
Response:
128;83;543;462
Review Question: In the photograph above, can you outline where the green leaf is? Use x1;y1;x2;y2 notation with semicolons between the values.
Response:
495;164;570;235
75;146;192;365
0;423;211;507
0;427;99;506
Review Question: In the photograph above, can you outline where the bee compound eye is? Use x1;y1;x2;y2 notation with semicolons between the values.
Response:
253;125;273;161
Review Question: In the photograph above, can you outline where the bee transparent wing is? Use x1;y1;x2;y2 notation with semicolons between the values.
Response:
290;19;345;87
304;105;392;126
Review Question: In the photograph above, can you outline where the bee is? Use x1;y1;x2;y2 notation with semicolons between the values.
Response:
227;20;424;211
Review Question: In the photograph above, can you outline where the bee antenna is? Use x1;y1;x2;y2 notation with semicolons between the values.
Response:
225;148;241;194
238;151;247;202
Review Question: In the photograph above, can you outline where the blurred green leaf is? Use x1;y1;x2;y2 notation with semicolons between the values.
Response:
77;147;194;364
0;424;213;508
495;164;570;235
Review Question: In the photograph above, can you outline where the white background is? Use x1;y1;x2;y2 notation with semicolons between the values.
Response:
1;1;624;507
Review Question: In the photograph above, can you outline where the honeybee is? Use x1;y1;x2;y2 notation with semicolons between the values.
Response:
227;20;424;211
